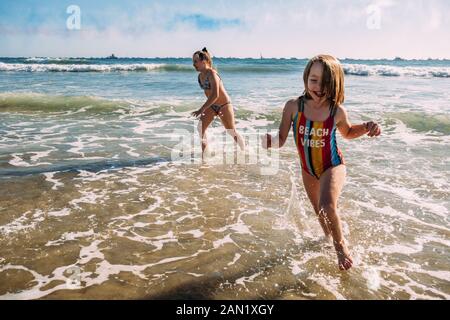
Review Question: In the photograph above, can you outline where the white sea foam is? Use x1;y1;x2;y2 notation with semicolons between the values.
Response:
374;264;450;299
47;208;72;217
9;154;33;167
111;195;163;221
181;229;204;238
133;120;167;135
227;253;241;266
43;172;64;190
119;144;140;157
369;181;449;220
30;150;53;162
45;229;95;247
308;274;346;300
212;234;236;249
0;210;45;236
288;252;327;277
66;138;87;158
343;64;450;78
69;190;109;209
0;62;167;72
356;201;450;233
235;271;264;286
212;218;253;235
112;228;178;251
8;152;52;167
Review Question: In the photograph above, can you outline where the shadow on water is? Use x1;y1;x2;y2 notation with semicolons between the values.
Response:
0;156;170;177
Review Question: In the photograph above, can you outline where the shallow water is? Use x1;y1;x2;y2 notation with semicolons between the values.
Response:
0;57;449;299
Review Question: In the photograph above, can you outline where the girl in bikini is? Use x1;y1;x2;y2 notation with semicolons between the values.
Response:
191;48;245;155
262;54;381;270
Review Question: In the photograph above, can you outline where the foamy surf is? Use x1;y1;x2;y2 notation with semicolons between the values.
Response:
0;56;449;300
343;63;450;78
0;62;169;72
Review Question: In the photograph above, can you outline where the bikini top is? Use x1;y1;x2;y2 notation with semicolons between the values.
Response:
198;71;222;90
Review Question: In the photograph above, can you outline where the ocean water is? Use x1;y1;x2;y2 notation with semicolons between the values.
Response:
0;57;449;300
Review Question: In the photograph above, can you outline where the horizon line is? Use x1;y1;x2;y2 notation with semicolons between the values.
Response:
1;55;450;61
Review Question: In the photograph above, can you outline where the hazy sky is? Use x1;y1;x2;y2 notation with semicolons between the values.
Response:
0;0;449;58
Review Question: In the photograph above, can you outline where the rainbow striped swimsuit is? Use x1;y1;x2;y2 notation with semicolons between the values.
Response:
292;96;344;179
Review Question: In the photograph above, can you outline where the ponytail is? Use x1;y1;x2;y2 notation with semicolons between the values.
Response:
194;47;213;68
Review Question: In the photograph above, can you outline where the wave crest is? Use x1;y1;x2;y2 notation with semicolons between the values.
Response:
0;62;174;73
343;64;450;78
0;92;188;115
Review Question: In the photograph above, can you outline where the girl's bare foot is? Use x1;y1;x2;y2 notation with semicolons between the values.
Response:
334;240;353;271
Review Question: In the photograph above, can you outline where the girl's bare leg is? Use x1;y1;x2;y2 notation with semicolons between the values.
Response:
218;104;245;150
301;170;332;238
198;108;216;156
319;165;353;270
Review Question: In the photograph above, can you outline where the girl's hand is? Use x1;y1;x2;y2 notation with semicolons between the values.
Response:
191;109;203;118
365;121;381;137
261;133;272;149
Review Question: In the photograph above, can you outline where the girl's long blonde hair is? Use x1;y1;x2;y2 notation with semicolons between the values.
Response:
303;54;345;107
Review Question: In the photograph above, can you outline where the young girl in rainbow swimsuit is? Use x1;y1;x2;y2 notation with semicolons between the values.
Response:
263;55;381;270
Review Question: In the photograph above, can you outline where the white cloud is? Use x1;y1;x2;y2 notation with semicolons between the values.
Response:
0;0;449;58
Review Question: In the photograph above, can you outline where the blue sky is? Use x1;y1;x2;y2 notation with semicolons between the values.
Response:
0;0;449;58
